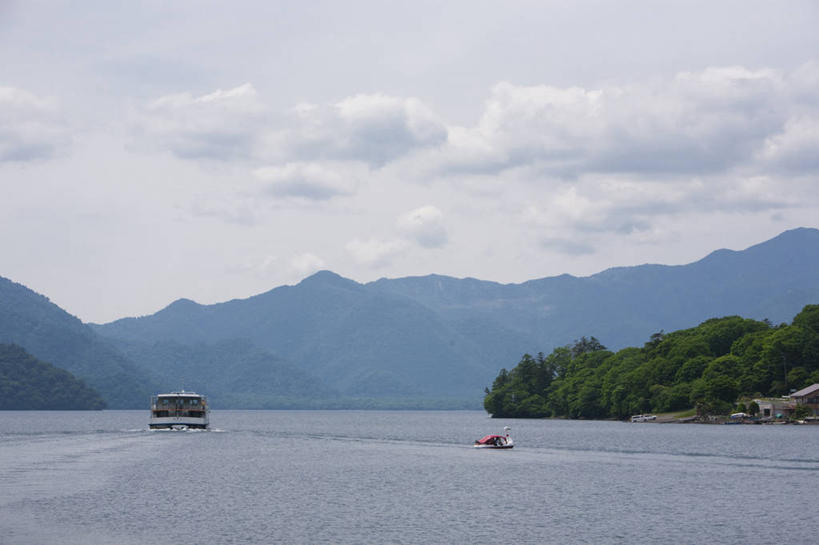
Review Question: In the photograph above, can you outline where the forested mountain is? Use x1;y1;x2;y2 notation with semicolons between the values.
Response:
110;338;336;408
0;277;154;408
94;271;491;400
0;344;106;410
483;305;819;418
92;228;819;406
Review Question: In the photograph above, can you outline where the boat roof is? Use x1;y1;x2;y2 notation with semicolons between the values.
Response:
156;391;205;398
476;435;504;444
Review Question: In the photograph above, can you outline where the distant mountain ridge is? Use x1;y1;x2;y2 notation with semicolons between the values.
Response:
96;271;491;399
0;277;155;408
90;227;819;406
110;337;336;409
0;276;332;409
2;228;816;408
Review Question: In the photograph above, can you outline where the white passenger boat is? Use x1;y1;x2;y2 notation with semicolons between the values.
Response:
474;426;514;449
630;414;656;422
149;391;209;430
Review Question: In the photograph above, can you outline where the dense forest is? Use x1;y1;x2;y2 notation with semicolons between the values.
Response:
0;344;106;410
484;305;819;419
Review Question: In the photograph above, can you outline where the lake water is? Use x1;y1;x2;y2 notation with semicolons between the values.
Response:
0;411;816;545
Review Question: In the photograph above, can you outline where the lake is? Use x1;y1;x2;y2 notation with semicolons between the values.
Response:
0;410;816;544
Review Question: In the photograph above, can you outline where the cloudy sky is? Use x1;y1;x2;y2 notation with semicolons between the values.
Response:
1;1;818;323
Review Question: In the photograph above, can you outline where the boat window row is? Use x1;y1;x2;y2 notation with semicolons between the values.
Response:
155;398;202;407
151;409;206;418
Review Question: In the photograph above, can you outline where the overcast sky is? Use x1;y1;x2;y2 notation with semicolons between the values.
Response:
1;0;818;323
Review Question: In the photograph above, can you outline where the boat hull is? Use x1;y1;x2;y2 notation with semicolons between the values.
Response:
473;444;513;449
149;416;209;430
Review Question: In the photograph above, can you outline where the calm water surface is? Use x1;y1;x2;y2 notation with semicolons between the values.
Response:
0;410;816;544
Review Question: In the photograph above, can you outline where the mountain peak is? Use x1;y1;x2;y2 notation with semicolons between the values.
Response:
697;226;819;266
297;270;360;289
156;298;203;316
762;226;819;245
166;297;201;309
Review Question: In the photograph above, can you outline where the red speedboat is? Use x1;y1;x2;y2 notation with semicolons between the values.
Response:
474;426;513;449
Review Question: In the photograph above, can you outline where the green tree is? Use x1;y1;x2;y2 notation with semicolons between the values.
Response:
748;400;760;416
705;375;739;404
792;304;819;333
483;308;819;419
792;404;813;420
570;336;607;358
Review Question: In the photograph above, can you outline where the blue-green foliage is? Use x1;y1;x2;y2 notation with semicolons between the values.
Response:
0;344;106;409
0;277;155;408
484;306;819;418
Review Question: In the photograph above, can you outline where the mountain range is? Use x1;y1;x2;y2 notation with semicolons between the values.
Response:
2;227;818;408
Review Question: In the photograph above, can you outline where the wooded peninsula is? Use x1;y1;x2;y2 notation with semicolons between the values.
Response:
483;305;819;419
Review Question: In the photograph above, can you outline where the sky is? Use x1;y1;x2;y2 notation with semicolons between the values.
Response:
1;0;818;323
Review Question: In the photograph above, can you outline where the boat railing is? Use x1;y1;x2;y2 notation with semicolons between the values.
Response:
150;401;207;410
150;409;207;417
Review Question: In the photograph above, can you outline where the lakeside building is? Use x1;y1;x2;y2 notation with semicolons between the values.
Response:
790;383;819;417
754;398;795;419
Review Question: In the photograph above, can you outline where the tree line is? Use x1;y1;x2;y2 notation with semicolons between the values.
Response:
483;305;819;418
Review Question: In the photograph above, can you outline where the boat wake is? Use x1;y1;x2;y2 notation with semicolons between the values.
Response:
148;427;226;433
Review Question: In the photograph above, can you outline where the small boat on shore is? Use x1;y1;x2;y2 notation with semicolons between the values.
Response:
474;426;513;449
149;391;209;430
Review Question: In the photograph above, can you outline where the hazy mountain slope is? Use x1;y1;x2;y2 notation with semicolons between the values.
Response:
92;228;819;403
109;337;337;408
367;273;595;367
0;277;155;408
371;227;819;354
574;227;819;340
0;343;106;410
97;271;491;397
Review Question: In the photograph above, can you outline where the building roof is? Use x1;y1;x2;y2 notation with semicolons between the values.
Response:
790;383;819;398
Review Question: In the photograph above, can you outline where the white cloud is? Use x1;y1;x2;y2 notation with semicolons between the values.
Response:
226;252;325;281
288;252;326;276
125;66;818;269
253;161;359;200
787;61;819;104
136;86;448;169
758;115;819;172
227;254;279;275
136;83;267;160
519;171;801;256
132;64;819;187
345;237;407;268
269;93;448;166
336;94;447;161
343;206;447;271
396;205;448;248
0;86;68;162
429;65;811;178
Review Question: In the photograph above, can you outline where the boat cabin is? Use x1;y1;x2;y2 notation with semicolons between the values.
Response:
149;391;209;429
